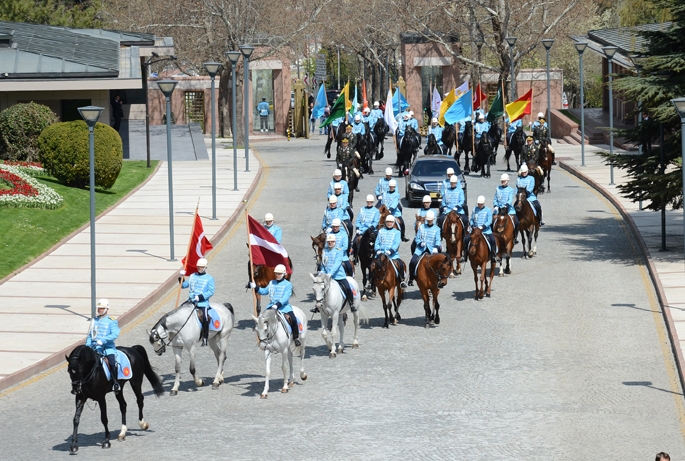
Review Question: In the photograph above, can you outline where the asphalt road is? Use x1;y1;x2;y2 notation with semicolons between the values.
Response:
1;137;684;460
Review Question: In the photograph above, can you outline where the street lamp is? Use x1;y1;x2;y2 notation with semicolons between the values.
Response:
671;97;685;259
141;53;177;168
226;50;242;191
203;62;222;220
542;39;554;137
157;79;178;260
78;105;103;320
506;37;517;100
603;45;618;185
239;44;254;172
574;41;588;166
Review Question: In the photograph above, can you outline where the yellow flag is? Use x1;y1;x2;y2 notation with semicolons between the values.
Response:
438;81;469;126
341;81;352;114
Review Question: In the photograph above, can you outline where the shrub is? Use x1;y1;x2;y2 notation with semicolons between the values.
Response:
0;103;59;162
38;121;123;189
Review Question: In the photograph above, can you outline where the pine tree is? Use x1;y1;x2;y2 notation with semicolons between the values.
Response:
599;0;685;211
0;0;100;28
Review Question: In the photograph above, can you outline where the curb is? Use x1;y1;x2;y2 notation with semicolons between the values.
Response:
0;157;263;394
559;160;685;392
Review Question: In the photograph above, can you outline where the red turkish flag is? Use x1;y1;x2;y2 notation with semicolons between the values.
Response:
181;213;213;275
247;215;292;273
473;83;487;110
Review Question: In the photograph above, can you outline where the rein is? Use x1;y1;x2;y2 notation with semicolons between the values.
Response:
154;303;197;354
70;352;100;394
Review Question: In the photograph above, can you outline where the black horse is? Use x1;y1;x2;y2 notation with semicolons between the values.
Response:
505;126;526;171
397;126;420;175
358;123;376;175
487;122;503;164
324;125;338;158
474;134;493;178
373;117;387;160
67;344;164;453
423;134;443;156
358;226;378;299
457;121;474;173
442;123;457;156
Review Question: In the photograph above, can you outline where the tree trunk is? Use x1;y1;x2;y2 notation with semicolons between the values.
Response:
218;62;245;146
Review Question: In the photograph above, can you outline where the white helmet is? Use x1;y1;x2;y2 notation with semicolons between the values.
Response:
446;167;454;175
326;233;337;242
520;164;529;173
422;195;432;203
478;114;485;121
385;167;393;176
334;182;342;190
431;117;438;123
354;114;361;122
537;112;544;118
366;194;375;202
264;213;274;221
197;258;208;267
333;169;342;177
500;173;510;181
389;179;397;187
426;210;435;220
274;264;286;274
385;215;396;222
449;175;458;183
329;195;338;204
477;195;486;204
96;298;110;311
409;110;414;117
331;218;341;226
403;113;410;120
373;101;380;107
363;107;370;114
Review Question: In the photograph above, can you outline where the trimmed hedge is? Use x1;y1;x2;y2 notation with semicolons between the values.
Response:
38;121;123;189
0;103;59;162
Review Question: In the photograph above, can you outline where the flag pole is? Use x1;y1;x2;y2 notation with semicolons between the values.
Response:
502;80;509;149
245;209;258;318
174;199;200;309
470;82;475;162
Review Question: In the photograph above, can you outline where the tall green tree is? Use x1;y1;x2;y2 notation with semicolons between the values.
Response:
599;0;685;211
0;0;100;28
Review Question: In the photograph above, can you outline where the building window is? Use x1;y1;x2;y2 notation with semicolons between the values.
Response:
184;91;205;130
421;66;443;126
252;69;274;132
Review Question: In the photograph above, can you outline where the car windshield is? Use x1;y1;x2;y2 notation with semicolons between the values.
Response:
413;161;458;176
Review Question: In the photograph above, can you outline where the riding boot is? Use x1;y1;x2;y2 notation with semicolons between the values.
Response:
408;254;419;286
286;313;301;346
201;308;209;346
399;261;408;288
461;236;470;263
107;355;120;393
400;219;409;242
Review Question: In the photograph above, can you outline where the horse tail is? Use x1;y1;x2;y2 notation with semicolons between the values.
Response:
132;345;164;397
356;303;370;324
223;302;234;315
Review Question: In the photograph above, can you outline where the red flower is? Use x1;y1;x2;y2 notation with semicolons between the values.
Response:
0;169;39;196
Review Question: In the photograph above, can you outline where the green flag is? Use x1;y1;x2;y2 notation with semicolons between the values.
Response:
320;82;349;128
486;88;504;122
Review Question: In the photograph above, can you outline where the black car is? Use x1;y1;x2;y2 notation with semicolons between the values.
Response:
404;156;467;207
326;90;340;106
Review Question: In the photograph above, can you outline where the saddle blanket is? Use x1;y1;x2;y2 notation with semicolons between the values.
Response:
413;253;427;277
101;350;132;381
194;306;223;331
483;235;498;255
526;199;538;217
276;310;303;335
337;277;360;302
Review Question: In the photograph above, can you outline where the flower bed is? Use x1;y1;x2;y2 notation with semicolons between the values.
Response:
0;164;63;209
1;160;47;177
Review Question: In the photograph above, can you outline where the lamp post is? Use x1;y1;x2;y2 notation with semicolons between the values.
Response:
157;80;178;260
603;46;618;185
574;42;588;166
78;105;104;320
337;46;341;89
671;97;685;260
239;44;254;172
542;39;554;137
141;54;176;168
506;37;517;100
226;50;242;191
203;62;221;220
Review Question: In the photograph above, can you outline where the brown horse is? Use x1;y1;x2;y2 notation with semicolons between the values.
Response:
537;141;553;193
441;211;464;277
525;159;544;197
369;254;404;328
514;188;540;258
415;253;452;327
468;227;497;299
251;258;293;314
414;214;425;234
378;205;401;231
492;209;515;275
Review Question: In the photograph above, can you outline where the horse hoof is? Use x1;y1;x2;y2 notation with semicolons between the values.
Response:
139;421;149;431
288;381;295;388
169;390;178;396
352;343;359;349
260;394;268;399
329;352;337;359
118;435;126;442
393;319;398;325
362;295;368;301
301;372;308;380
281;388;289;393
102;441;111;449
382;323;389;329
196;379;204;387
424;323;430;328
326;153;331;159
504;269;511;274
212;383;220;390
395;313;401;321
528;251;534;258
434;317;440;325
70;447;78;454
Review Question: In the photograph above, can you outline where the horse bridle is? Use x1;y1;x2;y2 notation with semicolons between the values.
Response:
426;254;450;288
70;353;99;395
313;277;330;308
150;303;196;356
256;315;279;352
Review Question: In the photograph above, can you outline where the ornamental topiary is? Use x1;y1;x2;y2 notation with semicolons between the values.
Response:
0;102;59;162
38;121;123;189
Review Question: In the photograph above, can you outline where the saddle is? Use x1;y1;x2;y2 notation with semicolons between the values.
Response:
194;306;223;332
101;350;132;381
276;310;302;336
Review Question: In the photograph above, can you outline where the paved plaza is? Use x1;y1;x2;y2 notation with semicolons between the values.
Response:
0;137;684;459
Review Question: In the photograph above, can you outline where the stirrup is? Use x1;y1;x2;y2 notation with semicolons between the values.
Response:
294;339;301;347
201;338;208;347
112;381;121;393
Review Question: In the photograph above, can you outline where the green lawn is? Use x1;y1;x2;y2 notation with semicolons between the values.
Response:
559;109;581;125
0;160;158;279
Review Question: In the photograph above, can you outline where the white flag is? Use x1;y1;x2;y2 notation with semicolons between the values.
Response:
383;89;397;134
431;86;442;114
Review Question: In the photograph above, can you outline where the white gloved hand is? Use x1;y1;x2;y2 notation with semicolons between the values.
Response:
193;295;200;302
376;250;382;255
326;227;332;233
419;242;426;248
179;270;186;276
377;196;382;201
385;250;391;256
249;282;256;289
431;248;438;254
96;340;103;346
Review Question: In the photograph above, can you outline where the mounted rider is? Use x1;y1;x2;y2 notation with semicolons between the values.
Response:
397;112;410;147
264;213;282;244
86;298;121;393
426;117;446;154
439;167;460;197
336;137;354;170
375;167;394;204
505;116;523;145
522;136;538;163
342;123;357;152
408;210;442;286
328;168;350;199
370;102;384;126
352;114;366;135
438;175;467;230
474;112;491;143
332;182;353;232
407;110;421;147
463;196;499;263
361;107;374;128
328;218;353;277
517;164;545;225
493;173;519;243
251;264;300;346
374;214;407;288
321;233;357;312
381;179;409;242
415;194;433;223
322;195;346;231
180;258;215;347
532;113;556;165
352;194;380;263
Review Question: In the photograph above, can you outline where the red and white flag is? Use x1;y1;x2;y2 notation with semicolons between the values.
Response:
473;83;487;110
247;215;292;274
181;213;213;275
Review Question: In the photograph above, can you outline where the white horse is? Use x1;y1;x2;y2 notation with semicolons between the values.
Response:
148;302;234;395
252;306;308;398
310;272;367;358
